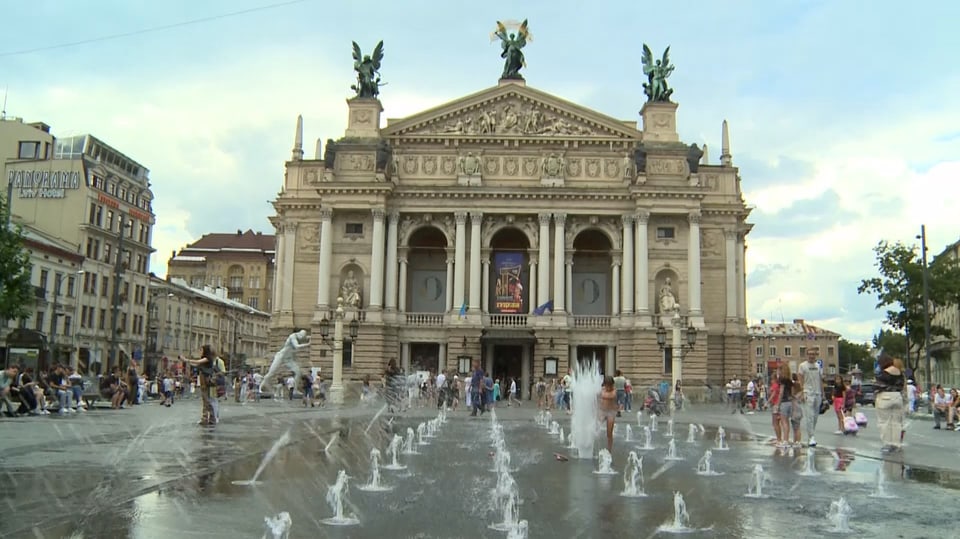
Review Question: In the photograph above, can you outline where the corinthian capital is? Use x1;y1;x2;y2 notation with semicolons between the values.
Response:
538;213;552;226
470;211;483;224
635;210;650;224
372;208;386;221
688;210;702;224
318;208;333;221
621;214;635;227
454;211;468;225
553;213;567;226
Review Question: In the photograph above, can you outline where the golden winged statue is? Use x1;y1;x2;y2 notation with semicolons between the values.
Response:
492;20;531;80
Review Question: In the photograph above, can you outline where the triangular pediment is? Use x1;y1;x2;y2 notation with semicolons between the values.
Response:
382;82;640;140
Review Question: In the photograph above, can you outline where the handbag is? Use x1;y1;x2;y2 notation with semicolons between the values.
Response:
819;397;831;415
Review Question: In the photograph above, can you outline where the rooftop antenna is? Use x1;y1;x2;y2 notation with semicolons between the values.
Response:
1;86;7;119
777;297;785;323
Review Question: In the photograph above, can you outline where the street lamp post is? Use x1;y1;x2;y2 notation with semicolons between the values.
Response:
656;309;698;416
318;296;360;404
918;224;932;389
108;214;132;372
49;270;83;366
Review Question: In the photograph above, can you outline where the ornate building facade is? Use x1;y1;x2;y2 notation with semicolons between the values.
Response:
270;77;752;399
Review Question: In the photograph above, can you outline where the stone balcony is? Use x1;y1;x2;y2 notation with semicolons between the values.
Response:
571;315;612;329
485;314;529;327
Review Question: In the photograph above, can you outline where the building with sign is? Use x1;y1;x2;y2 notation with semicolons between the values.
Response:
748;319;841;382
928;237;960;387
166;229;276;312
2;118;156;372
145;274;270;377
269;64;753;399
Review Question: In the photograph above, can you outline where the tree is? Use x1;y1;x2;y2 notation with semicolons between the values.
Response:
838;338;872;376
858;240;960;377
0;194;33;321
873;329;907;359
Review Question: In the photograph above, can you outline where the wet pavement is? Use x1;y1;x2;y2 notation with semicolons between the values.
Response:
0;399;954;538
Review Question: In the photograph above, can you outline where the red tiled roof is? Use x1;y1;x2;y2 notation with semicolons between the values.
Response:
180;229;275;252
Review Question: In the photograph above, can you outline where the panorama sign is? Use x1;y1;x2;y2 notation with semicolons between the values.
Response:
7;169;82;199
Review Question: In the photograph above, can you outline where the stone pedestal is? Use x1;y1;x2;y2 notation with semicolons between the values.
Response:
345;98;383;138
640;101;679;143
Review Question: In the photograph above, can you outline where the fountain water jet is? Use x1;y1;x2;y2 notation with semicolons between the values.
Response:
383;434;406;470
506;519;528;539
826;497;853;533
745;464;766;498
569;360;602;459
665;418;674;438
624;424;634;442
403;427;419;455
364;404;388;434
650;414;658;432
262;511;291;539
686;423;698;443
558;427;566;444
715;426;729;450
417;422;430;446
639;426;654;450
636;411;644;427
869;468;895;498
799;447;819;476
620;451;646;497
233;429;291;485
320;470;360;526
549;421;560;435
664;439;683;461
657;492;693;533
696;450;723;476
594;449;617;475
489;471;521;532
358;448;392;492
492;447;512;474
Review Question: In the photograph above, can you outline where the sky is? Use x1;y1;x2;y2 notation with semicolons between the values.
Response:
1;0;958;344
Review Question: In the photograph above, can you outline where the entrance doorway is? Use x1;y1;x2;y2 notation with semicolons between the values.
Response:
492;344;523;396
410;342;439;374
576;346;606;376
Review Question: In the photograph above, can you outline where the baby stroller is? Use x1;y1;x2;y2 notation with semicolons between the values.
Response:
643;388;667;416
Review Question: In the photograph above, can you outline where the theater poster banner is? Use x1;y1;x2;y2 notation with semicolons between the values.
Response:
492;252;525;313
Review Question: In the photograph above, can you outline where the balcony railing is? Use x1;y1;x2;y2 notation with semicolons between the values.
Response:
572;315;612;328
405;313;444;326
487;314;528;327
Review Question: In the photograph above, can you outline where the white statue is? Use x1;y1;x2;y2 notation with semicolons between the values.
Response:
259;329;310;394
340;270;361;307
659;277;677;313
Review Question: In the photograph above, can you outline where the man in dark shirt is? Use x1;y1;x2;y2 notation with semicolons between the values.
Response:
470;359;485;417
48;365;73;415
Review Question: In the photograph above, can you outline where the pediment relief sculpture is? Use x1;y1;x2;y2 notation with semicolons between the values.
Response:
412;99;598;137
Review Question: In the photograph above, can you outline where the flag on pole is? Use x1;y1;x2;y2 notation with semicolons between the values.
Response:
533;300;554;316
458;302;467;319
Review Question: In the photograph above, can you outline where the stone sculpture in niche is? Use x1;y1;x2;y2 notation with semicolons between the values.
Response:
659;277;677;313
340;271;362;308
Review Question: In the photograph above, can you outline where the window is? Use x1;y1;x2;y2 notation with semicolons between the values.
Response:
38;268;49;293
828;365;836;375
63;316;72;337
92;175;104;190
106;210;115;231
18;141;40;159
230;276;243;289
35;311;45;331
104;243;112;263
101;276;109;298
66;276;76;297
768;346;777;358
53;272;63;295
88;203;99;225
167;306;172;323
248;297;258;309
663;347;673;375
656;227;675;239
345;222;363;235
249;276;261;289
799;346;806;357
343;340;353;368
784;346;792;357
89;274;97;295
120;313;127;333
755;345;763;357
827;346;835;358
99;309;106;330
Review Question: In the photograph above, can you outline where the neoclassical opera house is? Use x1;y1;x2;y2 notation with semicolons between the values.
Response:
269;70;752;399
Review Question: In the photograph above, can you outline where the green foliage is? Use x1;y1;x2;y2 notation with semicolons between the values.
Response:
838;338;872;375
0;195;34;321
873;329;907;357
858;240;960;372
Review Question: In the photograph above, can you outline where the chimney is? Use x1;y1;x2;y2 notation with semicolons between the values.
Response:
760;319;766;324
793;319;804;324
236;229;242;236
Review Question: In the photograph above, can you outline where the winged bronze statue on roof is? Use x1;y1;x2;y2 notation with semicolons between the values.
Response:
641;44;675;102
351;40;384;98
493;20;532;80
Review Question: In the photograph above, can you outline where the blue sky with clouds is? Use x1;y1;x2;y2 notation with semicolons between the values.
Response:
2;0;958;343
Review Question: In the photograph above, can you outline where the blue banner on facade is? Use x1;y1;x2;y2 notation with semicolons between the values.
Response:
492;252;525;313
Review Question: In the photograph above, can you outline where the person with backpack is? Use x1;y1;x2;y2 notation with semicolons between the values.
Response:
187;345;218;426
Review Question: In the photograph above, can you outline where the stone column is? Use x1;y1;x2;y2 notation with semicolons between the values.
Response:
481;252;491;314
528;259;537;315
272;228;285;311
398;251;408;313
687;211;702;315
453;212;467;312
317;210;334;309
725;230;737;318
521;344;531;401
605;345;615;376
282;223;296;311
469;212;482;312
738;233;747;319
537;213;551;309
564;253;574;314
445;251;454;312
485;343;494;375
401;342;410;372
369;209;386;309
384;211;400;311
634;210;650;314
438;343;447;374
621;214;634;314
611;255;621;315
553;213;566;313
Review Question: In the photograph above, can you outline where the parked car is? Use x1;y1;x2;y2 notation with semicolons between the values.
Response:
856;383;876;407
